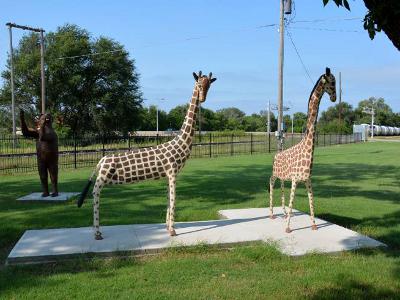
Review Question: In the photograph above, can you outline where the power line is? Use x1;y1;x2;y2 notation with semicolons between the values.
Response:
55;16;362;60
57;49;125;60
285;26;314;84
290;16;362;23
289;26;361;33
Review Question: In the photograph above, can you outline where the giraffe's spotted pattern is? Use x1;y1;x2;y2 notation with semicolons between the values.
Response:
89;72;216;240
269;68;336;233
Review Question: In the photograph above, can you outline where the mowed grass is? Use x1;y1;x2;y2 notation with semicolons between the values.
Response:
0;142;399;299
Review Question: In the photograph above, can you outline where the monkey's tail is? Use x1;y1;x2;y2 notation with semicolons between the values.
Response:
77;161;101;208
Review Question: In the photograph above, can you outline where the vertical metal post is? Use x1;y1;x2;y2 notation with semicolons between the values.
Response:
277;0;285;151
231;134;234;156
267;100;271;135
209;133;212;158
8;25;16;144
371;108;374;139
40;30;45;114
268;132;271;153
74;135;77;169
102;135;105;157
198;103;202;137
156;106;159;133
250;133;253;154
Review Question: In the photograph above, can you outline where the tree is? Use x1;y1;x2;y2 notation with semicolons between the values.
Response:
139;105;168;131
197;106;216;131
318;102;355;133
354;97;396;126
167;104;187;130
0;24;143;136
215;107;246;131
323;0;400;51
293;112;307;133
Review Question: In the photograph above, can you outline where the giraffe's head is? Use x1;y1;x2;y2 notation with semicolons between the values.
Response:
321;67;336;102
193;71;217;102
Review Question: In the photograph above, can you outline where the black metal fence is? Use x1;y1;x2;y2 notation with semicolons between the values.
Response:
0;132;362;174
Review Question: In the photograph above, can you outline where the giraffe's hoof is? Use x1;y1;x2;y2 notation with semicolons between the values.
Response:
95;233;103;240
269;215;276;219
169;229;177;236
311;224;318;231
285;228;292;233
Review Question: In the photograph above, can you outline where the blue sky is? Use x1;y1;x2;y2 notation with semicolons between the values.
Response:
1;0;399;115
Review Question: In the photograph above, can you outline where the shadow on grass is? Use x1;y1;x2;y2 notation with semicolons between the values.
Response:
309;276;399;300
0;159;399;292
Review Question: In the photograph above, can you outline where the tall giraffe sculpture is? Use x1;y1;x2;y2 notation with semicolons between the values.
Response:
78;71;216;240
269;68;336;233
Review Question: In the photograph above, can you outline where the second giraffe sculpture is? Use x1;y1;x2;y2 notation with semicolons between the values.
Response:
78;71;216;240
269;67;336;233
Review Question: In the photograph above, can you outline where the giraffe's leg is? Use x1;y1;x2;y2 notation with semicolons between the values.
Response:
93;177;105;240
269;176;277;219
285;180;298;233
305;179;317;230
165;184;170;229
167;174;177;236
280;180;287;217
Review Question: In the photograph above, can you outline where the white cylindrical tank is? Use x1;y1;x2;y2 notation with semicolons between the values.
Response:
395;127;400;135
374;125;382;135
381;126;389;135
389;127;395;135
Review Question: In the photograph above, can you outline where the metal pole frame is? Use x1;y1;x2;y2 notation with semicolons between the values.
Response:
7;25;16;144
6;22;46;116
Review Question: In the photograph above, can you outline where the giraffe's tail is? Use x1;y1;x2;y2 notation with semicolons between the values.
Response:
77;161;102;208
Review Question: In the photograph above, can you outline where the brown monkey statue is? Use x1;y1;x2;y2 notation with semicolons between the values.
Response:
20;110;59;197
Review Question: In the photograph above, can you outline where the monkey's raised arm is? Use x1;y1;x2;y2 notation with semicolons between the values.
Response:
20;110;39;139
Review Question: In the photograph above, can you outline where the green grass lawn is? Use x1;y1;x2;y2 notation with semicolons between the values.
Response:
0;142;399;299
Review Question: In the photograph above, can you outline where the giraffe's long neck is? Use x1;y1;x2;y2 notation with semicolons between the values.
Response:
177;85;200;146
303;78;324;147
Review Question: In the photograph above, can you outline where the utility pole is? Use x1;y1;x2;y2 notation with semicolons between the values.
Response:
362;106;375;139
277;0;285;151
267;100;271;136
276;0;291;151
338;72;342;132
7;24;16;144
6;22;46;118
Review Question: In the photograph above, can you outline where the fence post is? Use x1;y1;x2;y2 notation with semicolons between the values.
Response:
209;133;212;158
250;133;253;155
231;134;234;156
268;133;271;153
74;135;77;169
102;135;105;157
128;134;131;150
323;133;326;147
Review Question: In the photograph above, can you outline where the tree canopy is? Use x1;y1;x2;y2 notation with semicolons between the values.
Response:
323;0;400;51
0;24;143;136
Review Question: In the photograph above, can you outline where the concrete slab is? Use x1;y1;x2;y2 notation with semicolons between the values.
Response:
6;207;386;265
219;208;386;256
17;192;80;203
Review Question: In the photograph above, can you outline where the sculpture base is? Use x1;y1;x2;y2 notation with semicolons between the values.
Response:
17;192;80;203
6;208;386;265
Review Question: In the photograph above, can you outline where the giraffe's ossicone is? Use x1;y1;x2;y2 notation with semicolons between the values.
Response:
268;67;336;233
78;71;217;240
